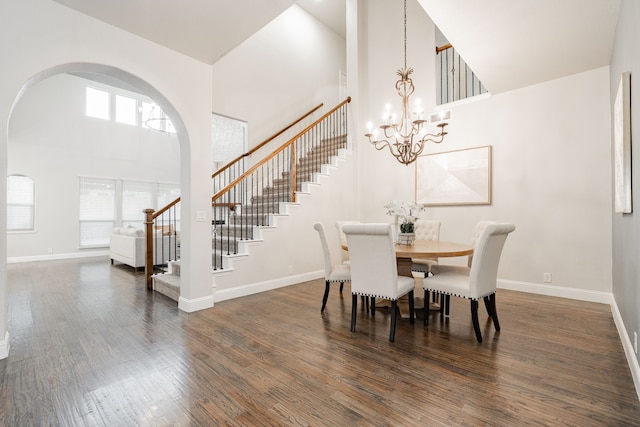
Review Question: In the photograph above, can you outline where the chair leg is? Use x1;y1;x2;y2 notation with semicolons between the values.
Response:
321;280;330;312
471;300;483;342
371;297;376;317
408;290;415;325
362;295;369;314
339;282;344;293
489;294;500;331
440;294;445;318
483;295;492;317
445;295;450;316
390;300;398;342
350;294;358;332
423;289;429;326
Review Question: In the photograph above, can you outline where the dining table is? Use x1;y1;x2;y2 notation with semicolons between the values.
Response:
341;239;474;317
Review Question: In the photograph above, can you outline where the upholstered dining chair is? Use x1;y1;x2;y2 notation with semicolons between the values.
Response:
342;223;415;342
335;221;360;265
423;223;515;342
411;219;442;276
428;221;496;316
313;222;351;312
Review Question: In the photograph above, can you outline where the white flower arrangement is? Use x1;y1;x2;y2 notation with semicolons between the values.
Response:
384;200;425;233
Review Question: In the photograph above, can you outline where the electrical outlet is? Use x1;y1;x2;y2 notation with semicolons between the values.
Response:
47;248;53;254
288;265;293;274
634;332;638;354
543;273;552;283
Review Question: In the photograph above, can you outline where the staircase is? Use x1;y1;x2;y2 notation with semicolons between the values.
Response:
150;98;351;301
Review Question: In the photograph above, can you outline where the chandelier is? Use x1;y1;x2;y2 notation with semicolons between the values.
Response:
365;0;450;165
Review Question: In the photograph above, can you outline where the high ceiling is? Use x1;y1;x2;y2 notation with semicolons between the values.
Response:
419;0;621;94
51;0;620;94
50;0;345;65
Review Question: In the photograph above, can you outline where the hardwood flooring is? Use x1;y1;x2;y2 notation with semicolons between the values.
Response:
1;257;639;426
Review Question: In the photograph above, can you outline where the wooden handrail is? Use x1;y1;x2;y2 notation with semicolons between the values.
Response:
212;102;323;180
436;43;452;54
151;103;324;221
212;97;351;203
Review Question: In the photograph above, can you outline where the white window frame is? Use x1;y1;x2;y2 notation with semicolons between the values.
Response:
7;174;35;232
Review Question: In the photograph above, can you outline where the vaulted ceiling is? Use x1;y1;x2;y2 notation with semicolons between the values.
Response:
51;0;620;94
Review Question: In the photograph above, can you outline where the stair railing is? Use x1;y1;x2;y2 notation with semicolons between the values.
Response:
211;96;351;270
143;102;325;290
436;43;487;104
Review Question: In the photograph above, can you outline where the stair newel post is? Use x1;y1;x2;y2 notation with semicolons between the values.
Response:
290;142;297;203
144;208;155;290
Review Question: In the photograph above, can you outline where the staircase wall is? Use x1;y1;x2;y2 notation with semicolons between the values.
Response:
213;145;358;301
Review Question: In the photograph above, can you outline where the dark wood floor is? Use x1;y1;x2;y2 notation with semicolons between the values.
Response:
1;257;639;426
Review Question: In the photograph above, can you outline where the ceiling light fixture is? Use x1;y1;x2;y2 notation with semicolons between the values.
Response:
365;0;450;165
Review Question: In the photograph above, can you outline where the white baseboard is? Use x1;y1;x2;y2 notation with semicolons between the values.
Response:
7;251;109;264
178;295;214;313
610;298;640;401
0;331;9;359
498;279;613;304
214;270;324;303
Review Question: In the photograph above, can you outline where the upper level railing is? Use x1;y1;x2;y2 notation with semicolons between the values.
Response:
142;102;325;289
211;97;351;270
436;43;487;105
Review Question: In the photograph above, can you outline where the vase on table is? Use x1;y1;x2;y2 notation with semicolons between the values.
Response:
397;232;415;245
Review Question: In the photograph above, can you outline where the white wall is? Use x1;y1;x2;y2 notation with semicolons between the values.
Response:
212;5;347;148
422;68;612;293
358;0;612;294
7;73;181;259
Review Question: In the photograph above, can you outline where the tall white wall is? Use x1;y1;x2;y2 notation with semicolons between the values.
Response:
358;0;612;295
7;73;180;259
212;5;347;148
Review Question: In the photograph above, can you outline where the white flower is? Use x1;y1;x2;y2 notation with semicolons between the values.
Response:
384;200;425;232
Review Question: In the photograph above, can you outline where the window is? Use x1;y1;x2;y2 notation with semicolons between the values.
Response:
79;177;180;247
122;181;153;230
85;87;110;120
7;175;34;231
79;178;115;247
115;94;137;126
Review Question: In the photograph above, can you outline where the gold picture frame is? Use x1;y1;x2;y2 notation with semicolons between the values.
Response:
416;145;492;206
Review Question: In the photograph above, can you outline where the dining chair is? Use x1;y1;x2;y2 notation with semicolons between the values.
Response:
422;222;515;342
342;223;415;342
428;220;496;316
411;219;441;276
335;220;361;265
313;222;351;312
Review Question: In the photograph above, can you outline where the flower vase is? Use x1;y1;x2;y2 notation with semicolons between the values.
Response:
397;232;415;245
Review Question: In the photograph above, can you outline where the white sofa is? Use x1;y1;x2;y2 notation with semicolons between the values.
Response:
110;227;178;269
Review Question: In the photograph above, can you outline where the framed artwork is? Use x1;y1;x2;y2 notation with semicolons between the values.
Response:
416;145;492;206
614;71;632;214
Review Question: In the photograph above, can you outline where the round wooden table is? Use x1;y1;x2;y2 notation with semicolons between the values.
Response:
393;240;473;277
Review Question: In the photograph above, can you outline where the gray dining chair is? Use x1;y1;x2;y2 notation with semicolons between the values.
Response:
343;223;415;342
313;222;351;312
423;223;515;342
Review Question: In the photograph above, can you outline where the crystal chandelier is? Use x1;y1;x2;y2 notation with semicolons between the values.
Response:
365;0;450;165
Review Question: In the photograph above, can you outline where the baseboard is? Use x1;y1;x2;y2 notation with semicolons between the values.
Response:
178;295;214;313
0;331;9;359
214;270;324;303
7;250;109;264
610;298;640;401
498;279;613;304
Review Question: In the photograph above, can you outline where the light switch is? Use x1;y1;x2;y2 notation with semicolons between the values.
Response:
196;210;207;222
